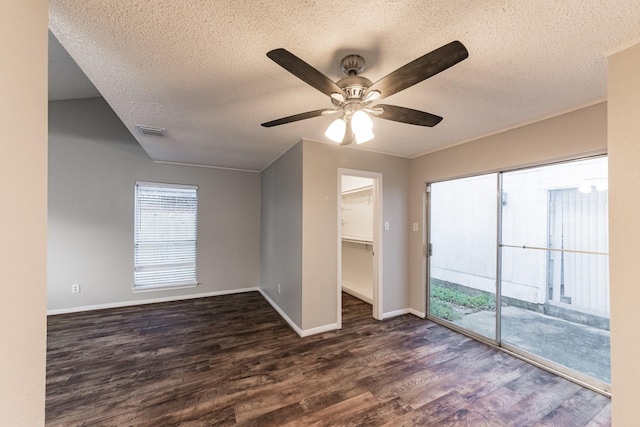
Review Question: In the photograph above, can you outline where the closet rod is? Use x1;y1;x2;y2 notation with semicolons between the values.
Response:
342;237;373;245
341;185;373;196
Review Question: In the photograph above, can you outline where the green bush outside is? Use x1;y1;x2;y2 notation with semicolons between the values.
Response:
429;284;495;321
429;298;461;321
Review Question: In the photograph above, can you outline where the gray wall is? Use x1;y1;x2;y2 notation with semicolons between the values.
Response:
48;98;261;311
260;143;303;327
301;140;411;330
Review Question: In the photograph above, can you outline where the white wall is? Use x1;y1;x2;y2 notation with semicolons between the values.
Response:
302;140;411;330
48;98;261;312
342;175;374;193
409;102;608;315
429;173;498;294
260;142;303;327
341;241;374;303
608;41;640;425
341;183;375;303
0;1;48;424
341;186;374;241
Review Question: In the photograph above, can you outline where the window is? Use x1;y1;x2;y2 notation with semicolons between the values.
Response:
134;182;198;290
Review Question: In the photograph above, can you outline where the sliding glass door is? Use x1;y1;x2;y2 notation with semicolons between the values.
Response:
500;157;610;386
428;174;498;341
427;156;610;390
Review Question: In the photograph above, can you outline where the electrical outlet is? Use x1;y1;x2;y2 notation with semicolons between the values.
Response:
412;222;419;232
277;284;281;294
71;283;81;293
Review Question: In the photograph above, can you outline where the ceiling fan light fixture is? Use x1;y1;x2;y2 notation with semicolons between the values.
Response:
352;110;373;135
325;118;346;143
355;128;374;144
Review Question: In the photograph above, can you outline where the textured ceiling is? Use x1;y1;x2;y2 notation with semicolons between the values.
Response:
48;1;640;171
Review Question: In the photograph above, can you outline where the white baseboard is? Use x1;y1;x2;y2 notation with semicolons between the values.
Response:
382;308;427;320
258;289;339;337
382;308;427;319
341;281;373;304
47;287;260;316
382;308;410;319
258;289;303;336
409;309;426;318
300;323;339;337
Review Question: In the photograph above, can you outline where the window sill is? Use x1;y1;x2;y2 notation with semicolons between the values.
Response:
132;282;199;293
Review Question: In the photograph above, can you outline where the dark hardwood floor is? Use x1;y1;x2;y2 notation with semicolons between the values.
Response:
46;292;611;426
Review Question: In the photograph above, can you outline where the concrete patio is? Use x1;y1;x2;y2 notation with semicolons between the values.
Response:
452;306;611;384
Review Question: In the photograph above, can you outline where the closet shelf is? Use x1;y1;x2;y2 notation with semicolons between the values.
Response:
341;185;373;196
342;236;373;245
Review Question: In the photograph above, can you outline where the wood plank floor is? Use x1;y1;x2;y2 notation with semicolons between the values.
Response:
46;292;611;426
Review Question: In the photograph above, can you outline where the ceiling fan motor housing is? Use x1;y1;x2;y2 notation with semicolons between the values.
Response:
333;76;373;107
340;54;366;76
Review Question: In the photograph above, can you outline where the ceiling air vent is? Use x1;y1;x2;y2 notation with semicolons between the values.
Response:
135;124;165;137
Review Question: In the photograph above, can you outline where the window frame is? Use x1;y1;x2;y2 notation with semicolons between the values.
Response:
133;181;199;292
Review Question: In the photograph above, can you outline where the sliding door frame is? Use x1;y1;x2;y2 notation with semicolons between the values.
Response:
425;154;610;395
425;173;500;346
495;173;503;346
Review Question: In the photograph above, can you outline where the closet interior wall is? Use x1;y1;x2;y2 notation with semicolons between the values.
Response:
341;180;374;304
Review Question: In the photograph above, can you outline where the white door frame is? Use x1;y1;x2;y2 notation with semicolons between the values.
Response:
337;168;383;328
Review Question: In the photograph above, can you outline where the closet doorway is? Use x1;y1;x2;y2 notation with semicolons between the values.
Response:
337;169;383;327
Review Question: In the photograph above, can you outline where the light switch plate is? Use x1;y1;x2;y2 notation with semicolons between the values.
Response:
384;221;390;231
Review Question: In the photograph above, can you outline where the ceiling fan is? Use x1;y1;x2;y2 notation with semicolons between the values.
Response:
261;41;468;145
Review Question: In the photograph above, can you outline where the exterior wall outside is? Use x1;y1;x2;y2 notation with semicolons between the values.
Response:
429;173;497;298
430;159;609;316
48;98;261;312
0;1;48;424
260;142;303;327
608;41;640;426
409;102;608;316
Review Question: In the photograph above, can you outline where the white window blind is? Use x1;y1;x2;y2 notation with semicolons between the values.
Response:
134;182;198;289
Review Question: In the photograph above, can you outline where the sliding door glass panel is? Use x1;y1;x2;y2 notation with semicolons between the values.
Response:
428;174;497;341
501;157;610;384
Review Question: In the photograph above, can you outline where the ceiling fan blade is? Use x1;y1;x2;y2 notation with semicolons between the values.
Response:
365;41;468;100
261;108;330;127
372;104;443;127
267;48;346;98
